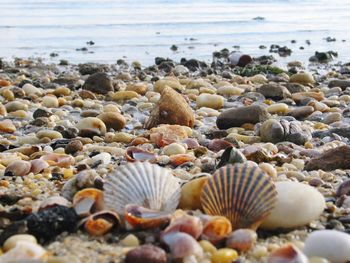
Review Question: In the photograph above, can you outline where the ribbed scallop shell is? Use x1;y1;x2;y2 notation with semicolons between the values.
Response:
104;162;181;214
200;163;277;230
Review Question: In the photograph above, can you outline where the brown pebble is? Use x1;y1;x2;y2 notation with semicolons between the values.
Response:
97;111;126;131
125;244;167;263
65;140;84;154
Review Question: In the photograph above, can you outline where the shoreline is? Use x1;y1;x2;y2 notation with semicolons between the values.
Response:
0;49;350;262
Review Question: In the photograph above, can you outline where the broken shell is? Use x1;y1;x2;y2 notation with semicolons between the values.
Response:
125;146;157;162
30;159;49;174
162;232;203;259
84;210;120;236
40;153;75;168
226;229;257;252
162;213;203;239
200;215;232;244
0;241;47;262
216;146;247;169
169;153;196;166
267;244;308;263
124;204;171;230
4;160;31;177
104;162;181;214
39;196;71;211
200;163;277;230
72;188;105;217
179;176;208;210
145;86;194;129
149;125;188;147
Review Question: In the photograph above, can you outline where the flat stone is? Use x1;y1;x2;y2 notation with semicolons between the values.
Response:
305;145;350;171
328;79;350;90
258;83;291;100
216;105;269;129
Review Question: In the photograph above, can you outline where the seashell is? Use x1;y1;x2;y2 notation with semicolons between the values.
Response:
0;241;47;262
226;229;257;252
161;212;203;240
162;232;203;259
40;153;75;168
179;176;208;210
216;146;247;169
199;215;232;244
129;137;150;146
125;204;171;230
169;153;195;166
200;163;277;230
208;139;233;153
104;162;181;214
83;210;120;236
181;138;199;149
73;188;105;217
4;160;31;177
39;196;71;211
267;243;308;263
30;159;49;174
125;146;157;162
145;86;194;129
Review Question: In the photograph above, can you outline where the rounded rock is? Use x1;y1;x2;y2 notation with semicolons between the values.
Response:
125;244;167;263
97;111;126;131
163;143;186;156
226;229;257;252
42;95;59;108
261;181;325;229
3;234;37;252
83;72;113;94
196;94;224;109
290;72;315;85
76;117;106;137
304;230;350;263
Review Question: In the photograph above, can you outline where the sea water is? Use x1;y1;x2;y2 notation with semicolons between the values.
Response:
0;0;349;65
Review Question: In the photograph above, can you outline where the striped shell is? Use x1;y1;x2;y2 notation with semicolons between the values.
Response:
104;162;181;214
200;163;277;230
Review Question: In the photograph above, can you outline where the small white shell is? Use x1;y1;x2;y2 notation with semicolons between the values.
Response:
104;162;181;214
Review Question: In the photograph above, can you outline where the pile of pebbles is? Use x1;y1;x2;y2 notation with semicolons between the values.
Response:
0;55;350;262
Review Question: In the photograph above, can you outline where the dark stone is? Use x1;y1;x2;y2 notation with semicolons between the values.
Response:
78;63;108;75
33;108;52;119
312;127;350;139
82;72;113;94
259;83;291;100
336;179;350;197
328;79;350;90
216;105;270;129
65;140;83;155
284;83;308;93
305;145;350;171
287;106;314;120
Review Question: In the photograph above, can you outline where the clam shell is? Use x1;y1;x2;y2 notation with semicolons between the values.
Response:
200;163;277;230
104;162;181;214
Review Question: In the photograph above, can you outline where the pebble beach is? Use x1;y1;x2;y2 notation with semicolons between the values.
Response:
1;1;350;263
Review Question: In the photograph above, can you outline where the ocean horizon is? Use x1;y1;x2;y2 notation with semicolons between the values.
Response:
1;0;350;65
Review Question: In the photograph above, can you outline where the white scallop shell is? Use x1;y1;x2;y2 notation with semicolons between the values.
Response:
104;162;181;214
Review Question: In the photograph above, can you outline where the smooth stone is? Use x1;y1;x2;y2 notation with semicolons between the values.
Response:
305;145;350;171
290;72;315;85
97;111;126;131
322;112;342;124
284;83;309;93
259;83;291;100
196;94;224;109
287;106;314;119
154;78;184;92
42;95;59;108
82;72;113;94
76;117;107;137
328;79;350;90
22;83;42;96
5;101;28;112
125;244;167;263
174;65;189;75
126;83;148;95
112;91;139;101
304;230;350;263
217;86;243;96
261;181;325;229
33;108;52;119
292;92;325;102
36;130;63;140
267;103;289;115
216;105;269;129
0;119;16;133
163;143;186;156
3;234;37;252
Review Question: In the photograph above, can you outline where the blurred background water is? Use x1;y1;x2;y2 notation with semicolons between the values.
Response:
0;0;349;65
